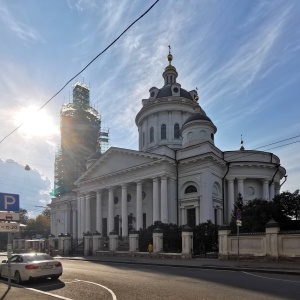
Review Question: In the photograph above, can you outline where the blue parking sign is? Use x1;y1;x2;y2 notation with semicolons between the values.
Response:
0;193;20;211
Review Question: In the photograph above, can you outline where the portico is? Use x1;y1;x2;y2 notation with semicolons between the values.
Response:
74;160;174;238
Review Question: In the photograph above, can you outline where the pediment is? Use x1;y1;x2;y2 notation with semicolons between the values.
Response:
76;147;165;184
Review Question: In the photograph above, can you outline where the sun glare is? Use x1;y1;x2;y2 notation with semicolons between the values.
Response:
13;106;59;137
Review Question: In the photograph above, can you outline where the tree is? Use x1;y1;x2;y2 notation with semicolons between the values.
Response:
41;207;51;220
229;191;295;233
20;208;29;225
22;214;51;238
193;220;219;255
273;190;300;220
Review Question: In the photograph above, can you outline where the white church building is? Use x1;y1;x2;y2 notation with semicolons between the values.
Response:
50;52;286;238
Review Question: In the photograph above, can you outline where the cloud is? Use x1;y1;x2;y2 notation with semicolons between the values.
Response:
0;6;43;43
0;160;51;218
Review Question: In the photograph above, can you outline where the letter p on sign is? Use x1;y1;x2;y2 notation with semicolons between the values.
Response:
0;193;19;211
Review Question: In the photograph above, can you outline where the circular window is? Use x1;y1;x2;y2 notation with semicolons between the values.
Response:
246;187;255;197
142;191;146;199
211;133;214;140
127;194;131;202
150;91;155;97
173;87;179;93
114;196;119;204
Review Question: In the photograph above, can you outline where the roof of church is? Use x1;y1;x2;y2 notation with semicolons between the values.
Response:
183;113;213;125
156;85;193;100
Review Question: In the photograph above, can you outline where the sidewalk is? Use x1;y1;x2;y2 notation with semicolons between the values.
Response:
59;254;300;276
1;254;300;300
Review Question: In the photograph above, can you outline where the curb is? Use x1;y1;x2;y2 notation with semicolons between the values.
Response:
59;257;300;276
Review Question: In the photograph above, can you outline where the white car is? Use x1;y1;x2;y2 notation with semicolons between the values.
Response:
0;253;63;284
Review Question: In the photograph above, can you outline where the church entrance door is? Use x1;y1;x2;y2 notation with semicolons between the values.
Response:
187;208;196;228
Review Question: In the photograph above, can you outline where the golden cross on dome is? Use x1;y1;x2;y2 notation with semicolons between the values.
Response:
168;45;171;54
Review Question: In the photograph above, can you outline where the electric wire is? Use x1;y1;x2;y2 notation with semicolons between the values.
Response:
0;0;160;145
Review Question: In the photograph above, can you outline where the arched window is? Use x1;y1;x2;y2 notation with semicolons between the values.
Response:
150;127;154;143
161;124;166;140
174;123;180;139
185;185;197;193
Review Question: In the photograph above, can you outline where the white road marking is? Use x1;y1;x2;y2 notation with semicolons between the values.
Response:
25;287;73;300
243;271;300;283
75;279;117;300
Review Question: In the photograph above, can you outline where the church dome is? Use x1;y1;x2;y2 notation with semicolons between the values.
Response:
156;86;193;100
183;113;213;125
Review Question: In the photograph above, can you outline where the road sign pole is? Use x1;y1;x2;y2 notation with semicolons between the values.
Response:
7;231;12;287
237;225;240;267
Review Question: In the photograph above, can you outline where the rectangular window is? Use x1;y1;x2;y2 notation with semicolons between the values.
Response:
214;209;218;225
102;218;107;237
142;132;145;147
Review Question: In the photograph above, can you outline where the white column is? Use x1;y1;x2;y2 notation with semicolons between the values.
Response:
168;111;171;140
181;207;186;225
85;193;91;232
269;182;275;200
145;117;148;148
96;191;102;235
77;195;81;238
81;194;85;236
161;176;168;223
121;184;128;236
108;188;114;233
72;207;77;238
138;126;142;151
237;178;244;198
155;113;158;145
152;178;160;222
227;179;234;222
195;206;200;225
275;183;280;196
263;179;269;200
64;209;69;234
50;210;54;234
136;181;143;230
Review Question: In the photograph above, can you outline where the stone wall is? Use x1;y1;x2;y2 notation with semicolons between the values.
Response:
218;220;300;262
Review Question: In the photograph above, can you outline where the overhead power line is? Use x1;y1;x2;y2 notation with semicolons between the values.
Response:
0;0;160;145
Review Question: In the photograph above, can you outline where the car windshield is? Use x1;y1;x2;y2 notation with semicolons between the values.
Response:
24;254;54;262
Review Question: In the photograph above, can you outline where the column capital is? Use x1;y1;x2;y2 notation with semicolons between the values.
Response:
161;175;168;180
227;178;235;183
121;183;128;189
237;177;246;181
96;190;103;195
261;178;270;183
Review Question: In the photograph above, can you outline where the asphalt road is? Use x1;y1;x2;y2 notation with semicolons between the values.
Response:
4;259;300;300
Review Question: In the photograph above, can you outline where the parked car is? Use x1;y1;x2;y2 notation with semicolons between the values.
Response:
0;253;62;284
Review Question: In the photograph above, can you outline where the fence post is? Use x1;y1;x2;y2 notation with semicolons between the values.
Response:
129;230;139;255
218;225;231;260
265;219;280;261
92;231;101;255
153;227;163;255
84;231;92;256
109;230;119;255
64;233;72;255
58;233;65;256
181;225;193;259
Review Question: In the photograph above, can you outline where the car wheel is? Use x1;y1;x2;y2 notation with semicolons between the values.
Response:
51;275;59;280
14;271;22;284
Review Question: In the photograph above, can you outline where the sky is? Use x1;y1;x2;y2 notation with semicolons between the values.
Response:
0;0;299;218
